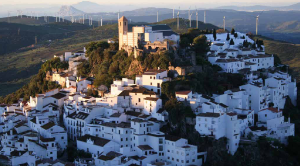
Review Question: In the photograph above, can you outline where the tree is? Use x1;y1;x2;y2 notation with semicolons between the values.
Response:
230;39;235;45
193;35;209;56
226;33;230;41
252;43;256;49
213;29;217;41
234;33;238;38
231;28;235;35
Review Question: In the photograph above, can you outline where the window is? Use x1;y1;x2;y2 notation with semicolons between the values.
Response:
159;145;163;151
159;138;163;144
138;98;141;102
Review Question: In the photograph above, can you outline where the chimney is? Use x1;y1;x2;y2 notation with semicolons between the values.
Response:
288;117;290;123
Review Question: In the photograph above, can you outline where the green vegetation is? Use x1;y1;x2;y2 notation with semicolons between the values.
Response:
67;143;92;162
254;36;300;81
0;58;67;104
77;41;173;88
0;23;119;97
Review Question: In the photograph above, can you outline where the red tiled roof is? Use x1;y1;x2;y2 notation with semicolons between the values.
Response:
175;91;192;95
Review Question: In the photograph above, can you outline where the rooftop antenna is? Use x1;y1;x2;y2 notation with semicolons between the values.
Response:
204;11;206;23
223;16;226;31
157;10;159;22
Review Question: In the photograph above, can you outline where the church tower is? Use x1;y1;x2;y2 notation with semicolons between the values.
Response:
118;16;128;50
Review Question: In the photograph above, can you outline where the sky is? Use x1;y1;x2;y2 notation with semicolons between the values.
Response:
0;0;299;6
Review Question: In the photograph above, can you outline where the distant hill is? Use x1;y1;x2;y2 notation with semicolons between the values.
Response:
153;18;220;34
72;1;104;13
58;5;85;17
216;2;300;11
254;36;300;80
0;23;118;97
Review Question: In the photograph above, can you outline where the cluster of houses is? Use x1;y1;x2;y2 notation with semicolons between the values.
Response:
205;32;274;74
0;49;206;165
176;69;296;154
0;28;297;166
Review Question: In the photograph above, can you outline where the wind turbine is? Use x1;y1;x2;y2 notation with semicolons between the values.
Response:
188;7;190;21
177;10;180;30
7;11;11;23
256;15;259;35
204;11;206;23
223;16;226;31
173;7;175;19
196;10;198;29
190;12;193;28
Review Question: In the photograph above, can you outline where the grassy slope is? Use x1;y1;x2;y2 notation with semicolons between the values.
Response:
0;24;118;96
254;36;300;80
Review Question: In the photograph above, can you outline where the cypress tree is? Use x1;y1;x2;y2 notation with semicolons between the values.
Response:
231;28;235;35
230;39;234;45
213;29;217;41
226;33;230;41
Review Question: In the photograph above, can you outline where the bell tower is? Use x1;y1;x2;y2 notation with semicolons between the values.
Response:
118;16;128;50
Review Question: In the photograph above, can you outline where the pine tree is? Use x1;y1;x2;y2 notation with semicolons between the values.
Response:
231;28;235;35
213;29;217;41
226;33;230;41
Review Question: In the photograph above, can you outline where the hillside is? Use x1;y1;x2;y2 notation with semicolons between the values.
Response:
0;24;118;96
0;18;221;97
153;18;220;34
254;36;300;80
0;21;91;55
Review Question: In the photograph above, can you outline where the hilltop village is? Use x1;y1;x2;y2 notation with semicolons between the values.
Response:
0;16;297;166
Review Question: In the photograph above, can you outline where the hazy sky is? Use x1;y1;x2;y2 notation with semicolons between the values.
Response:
1;0;299;6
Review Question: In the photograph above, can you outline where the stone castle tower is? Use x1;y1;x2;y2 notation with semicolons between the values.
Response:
118;16;128;50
